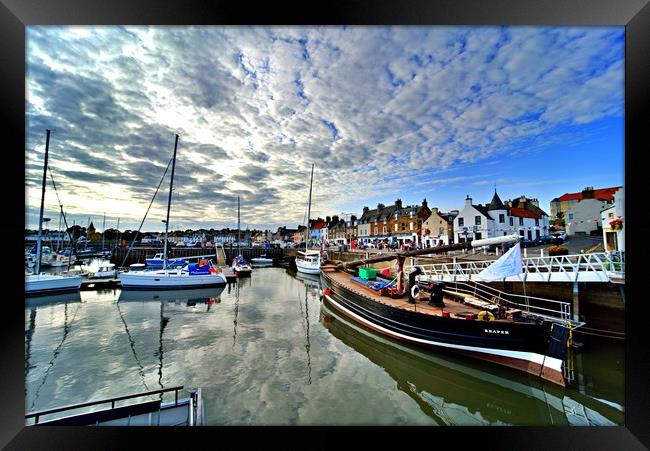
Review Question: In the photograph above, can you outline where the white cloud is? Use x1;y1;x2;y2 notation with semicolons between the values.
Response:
25;26;624;231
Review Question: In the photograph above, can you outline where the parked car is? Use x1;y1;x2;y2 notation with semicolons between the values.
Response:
551;232;567;242
521;239;536;247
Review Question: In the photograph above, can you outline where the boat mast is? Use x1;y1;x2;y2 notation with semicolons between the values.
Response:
35;129;51;275
237;196;241;257
102;212;106;252
162;134;179;270
305;164;314;249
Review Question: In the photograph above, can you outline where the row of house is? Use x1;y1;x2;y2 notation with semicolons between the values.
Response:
297;191;552;248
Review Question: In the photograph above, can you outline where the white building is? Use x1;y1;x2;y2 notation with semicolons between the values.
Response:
601;187;624;252
566;198;612;236
454;192;550;243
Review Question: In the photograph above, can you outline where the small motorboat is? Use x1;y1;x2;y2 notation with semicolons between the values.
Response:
90;263;118;279
232;255;252;277
251;255;273;266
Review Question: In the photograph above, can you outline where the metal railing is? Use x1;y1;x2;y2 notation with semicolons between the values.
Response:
26;386;185;425
408;251;624;283
434;279;579;326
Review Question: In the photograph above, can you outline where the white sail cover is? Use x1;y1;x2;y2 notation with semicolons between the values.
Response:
474;243;523;281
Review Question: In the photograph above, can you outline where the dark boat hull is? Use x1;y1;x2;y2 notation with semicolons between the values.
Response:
320;271;568;386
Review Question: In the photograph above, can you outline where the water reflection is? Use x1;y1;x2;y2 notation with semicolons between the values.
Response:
27;293;84;411
320;299;623;426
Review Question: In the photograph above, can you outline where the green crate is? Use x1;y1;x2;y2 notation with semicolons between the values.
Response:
359;267;378;280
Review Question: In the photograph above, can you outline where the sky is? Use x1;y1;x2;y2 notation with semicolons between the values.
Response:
25;26;624;233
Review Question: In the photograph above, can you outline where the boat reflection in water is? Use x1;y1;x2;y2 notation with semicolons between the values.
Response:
117;286;226;311
320;299;623;426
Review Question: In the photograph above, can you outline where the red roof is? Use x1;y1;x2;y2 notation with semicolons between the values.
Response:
311;222;324;230
509;207;540;219
558;187;620;202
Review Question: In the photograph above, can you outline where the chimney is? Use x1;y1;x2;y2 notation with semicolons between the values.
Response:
582;187;595;199
431;207;438;215
395;198;402;209
422;198;428;208
377;203;385;209
465;195;472;207
530;198;539;207
362;206;369;213
519;195;526;207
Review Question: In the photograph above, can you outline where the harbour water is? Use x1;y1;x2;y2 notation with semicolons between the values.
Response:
25;264;624;426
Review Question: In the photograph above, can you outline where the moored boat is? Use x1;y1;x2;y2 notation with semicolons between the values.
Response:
295;250;321;275
232;255;252;276
89;262;118;279
232;196;252;277
25;129;82;298
250;255;273;265
296;163;322;274
118;134;227;290
319;235;575;386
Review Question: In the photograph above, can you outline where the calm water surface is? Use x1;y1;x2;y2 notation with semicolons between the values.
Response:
25;266;624;426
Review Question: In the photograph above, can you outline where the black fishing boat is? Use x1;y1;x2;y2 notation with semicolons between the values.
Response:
320;235;574;386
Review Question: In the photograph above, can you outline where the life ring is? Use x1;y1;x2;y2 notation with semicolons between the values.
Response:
478;310;495;321
410;285;420;299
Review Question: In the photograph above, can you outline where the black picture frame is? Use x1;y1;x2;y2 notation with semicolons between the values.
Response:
3;0;648;448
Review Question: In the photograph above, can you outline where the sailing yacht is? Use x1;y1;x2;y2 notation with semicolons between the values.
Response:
232;196;252;277
119;134;227;289
25;130;83;297
296;164;321;275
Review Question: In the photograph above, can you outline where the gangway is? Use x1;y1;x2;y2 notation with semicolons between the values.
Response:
407;251;624;284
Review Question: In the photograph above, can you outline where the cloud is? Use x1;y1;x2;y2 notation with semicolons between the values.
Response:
26;26;624;231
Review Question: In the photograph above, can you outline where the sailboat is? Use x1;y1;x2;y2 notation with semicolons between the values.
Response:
119;134;227;289
296;164;321;275
231;196;252;277
25;130;83;297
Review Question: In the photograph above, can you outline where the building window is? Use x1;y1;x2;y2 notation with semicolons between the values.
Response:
458;218;464;227
401;223;405;231
394;224;398;232
475;216;481;225
568;213;574;220
535;218;539;226
374;227;378;234
518;217;524;226
409;222;413;230
499;214;505;223
509;217;513;226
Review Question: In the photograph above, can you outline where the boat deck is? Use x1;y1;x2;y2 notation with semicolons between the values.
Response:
323;268;516;323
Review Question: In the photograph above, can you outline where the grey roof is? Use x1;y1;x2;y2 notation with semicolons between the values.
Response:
487;191;506;211
473;204;494;220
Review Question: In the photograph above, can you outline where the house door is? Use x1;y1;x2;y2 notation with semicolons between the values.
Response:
527;230;532;240
605;232;618;251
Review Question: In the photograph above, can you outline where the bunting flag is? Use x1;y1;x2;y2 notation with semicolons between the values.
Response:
474;242;523;282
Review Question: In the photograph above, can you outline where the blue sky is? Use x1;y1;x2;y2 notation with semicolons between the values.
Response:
25;26;624;232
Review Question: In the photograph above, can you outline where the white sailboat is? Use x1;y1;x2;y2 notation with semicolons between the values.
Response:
232;196;252;277
119;134;227;289
26;129;83;297
296;164;321;275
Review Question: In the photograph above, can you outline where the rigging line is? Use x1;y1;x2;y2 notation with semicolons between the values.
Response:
120;156;174;268
47;167;77;269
